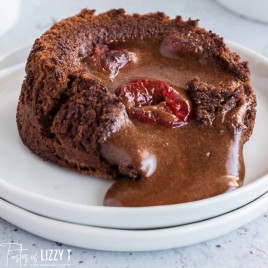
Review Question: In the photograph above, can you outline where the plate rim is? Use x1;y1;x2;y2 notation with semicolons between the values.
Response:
0;191;267;251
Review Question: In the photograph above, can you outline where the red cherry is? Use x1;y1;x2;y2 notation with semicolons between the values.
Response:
160;35;201;58
163;86;192;122
116;79;193;127
92;45;134;78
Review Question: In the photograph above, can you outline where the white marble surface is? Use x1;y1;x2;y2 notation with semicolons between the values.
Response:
0;0;268;267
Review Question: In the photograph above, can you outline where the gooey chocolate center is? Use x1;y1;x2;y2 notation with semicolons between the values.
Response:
85;37;247;207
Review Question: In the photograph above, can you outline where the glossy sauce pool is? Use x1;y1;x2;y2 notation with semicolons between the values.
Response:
84;40;245;207
103;119;244;207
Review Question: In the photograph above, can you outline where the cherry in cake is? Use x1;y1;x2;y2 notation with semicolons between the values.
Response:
116;79;192;127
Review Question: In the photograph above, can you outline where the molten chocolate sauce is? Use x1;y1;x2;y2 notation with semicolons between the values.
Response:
103;120;244;206
87;40;246;207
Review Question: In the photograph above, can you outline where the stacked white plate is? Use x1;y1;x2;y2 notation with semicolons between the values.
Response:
0;42;267;251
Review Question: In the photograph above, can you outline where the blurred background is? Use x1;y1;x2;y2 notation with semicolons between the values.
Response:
1;0;268;57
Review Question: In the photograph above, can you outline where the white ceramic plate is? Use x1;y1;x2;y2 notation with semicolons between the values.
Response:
0;42;267;229
217;0;268;24
0;192;268;251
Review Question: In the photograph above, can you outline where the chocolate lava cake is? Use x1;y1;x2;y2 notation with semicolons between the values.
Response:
17;9;256;207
